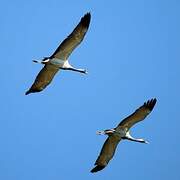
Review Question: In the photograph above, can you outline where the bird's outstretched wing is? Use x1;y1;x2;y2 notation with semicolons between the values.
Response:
91;135;121;173
116;98;157;130
25;64;59;95
50;13;91;60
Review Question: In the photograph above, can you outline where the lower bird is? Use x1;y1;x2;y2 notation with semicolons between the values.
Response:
91;98;157;173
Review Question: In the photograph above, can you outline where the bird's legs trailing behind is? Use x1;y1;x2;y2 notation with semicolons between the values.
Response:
60;67;87;74
123;131;149;144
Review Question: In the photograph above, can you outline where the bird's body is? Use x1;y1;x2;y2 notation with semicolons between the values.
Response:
91;98;157;173
47;58;66;67
26;12;91;95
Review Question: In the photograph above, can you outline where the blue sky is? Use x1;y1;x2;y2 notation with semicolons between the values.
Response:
0;0;179;179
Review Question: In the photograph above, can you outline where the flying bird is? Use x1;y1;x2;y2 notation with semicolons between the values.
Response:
25;12;91;95
91;98;157;173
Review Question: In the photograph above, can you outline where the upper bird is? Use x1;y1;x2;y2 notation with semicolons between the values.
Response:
91;98;157;173
25;13;91;95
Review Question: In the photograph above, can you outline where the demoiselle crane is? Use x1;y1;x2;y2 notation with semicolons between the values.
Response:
25;12;91;95
91;98;157;173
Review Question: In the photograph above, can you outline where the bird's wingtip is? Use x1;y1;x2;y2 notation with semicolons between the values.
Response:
154;98;157;103
25;87;43;95
151;98;157;103
145;98;157;110
90;165;105;173
25;90;30;95
150;98;157;109
81;12;91;27
85;12;91;17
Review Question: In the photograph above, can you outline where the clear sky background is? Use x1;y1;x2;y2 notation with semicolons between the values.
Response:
0;0;179;179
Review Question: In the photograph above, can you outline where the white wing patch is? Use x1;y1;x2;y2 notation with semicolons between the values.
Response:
49;58;72;68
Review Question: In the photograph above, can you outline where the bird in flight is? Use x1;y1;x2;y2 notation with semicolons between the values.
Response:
91;98;157;173
25;12;91;95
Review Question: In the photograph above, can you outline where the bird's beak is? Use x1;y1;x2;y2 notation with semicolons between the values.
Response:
32;60;38;63
96;131;104;135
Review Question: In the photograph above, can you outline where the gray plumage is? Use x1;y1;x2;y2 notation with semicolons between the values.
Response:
26;13;91;95
91;98;157;173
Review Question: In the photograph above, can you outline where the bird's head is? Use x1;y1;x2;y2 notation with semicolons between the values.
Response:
32;57;50;64
96;130;105;135
96;129;115;136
